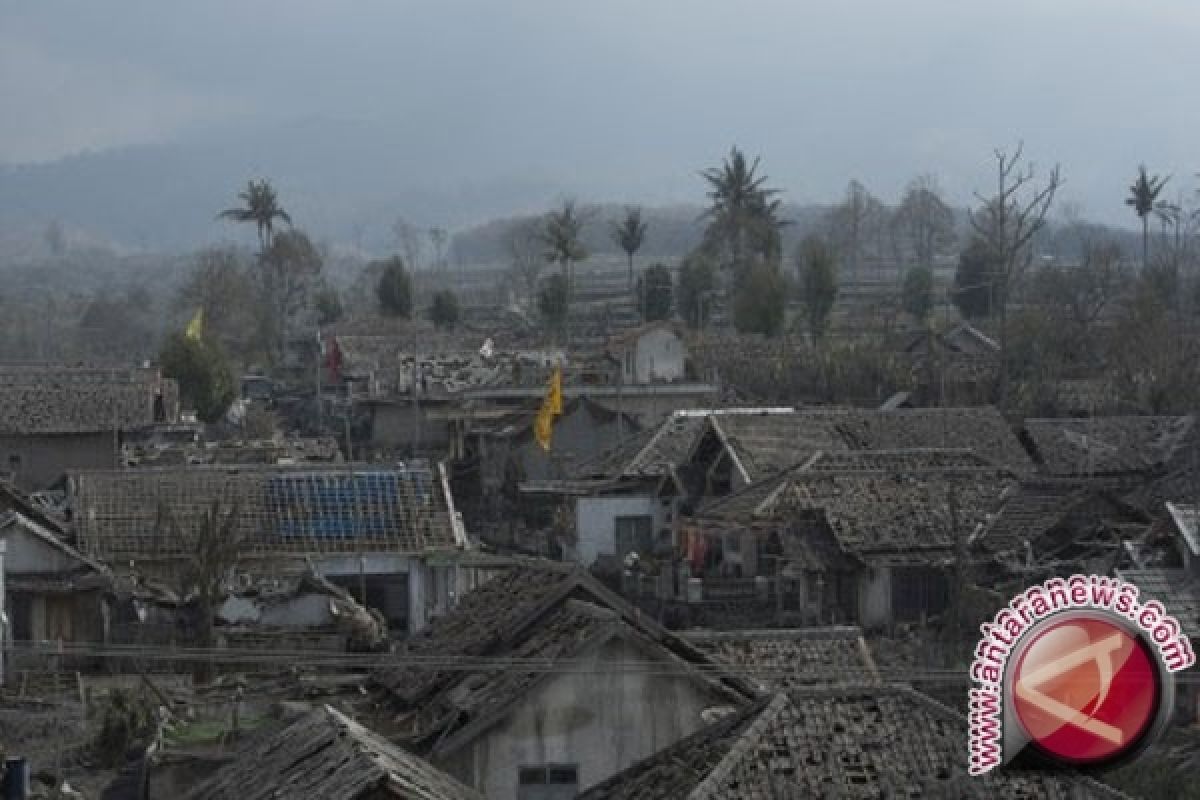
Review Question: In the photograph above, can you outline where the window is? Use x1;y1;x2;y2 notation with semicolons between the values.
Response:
518;764;578;800
615;515;654;559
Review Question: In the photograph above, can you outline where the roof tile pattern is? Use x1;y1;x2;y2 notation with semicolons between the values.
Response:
1024;416;1194;476
581;686;1125;800
684;628;878;691
183;705;483;800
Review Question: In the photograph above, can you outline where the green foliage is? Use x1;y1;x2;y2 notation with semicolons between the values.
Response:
314;284;344;326
953;237;1000;319
677;251;717;329
701;146;784;280
540;200;588;274
92;689;155;768
429;289;460;329
176;247;259;359
217;178;292;253
733;262;787;336
374;256;412;317
637;263;673;321
611;207;648;285
902;265;935;321
159;332;235;424
538;273;569;332
796;235;838;339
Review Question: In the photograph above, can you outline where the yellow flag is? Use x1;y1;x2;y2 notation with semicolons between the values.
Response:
534;405;554;451
534;366;564;451
185;308;204;341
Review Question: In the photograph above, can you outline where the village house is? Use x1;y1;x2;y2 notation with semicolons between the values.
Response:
0;509;111;668
1021;414;1194;482
678;406;1033;499
673;448;1015;630
0;364;179;491
369;563;756;799
182;705;484;800
972;479;1149;585
65;462;470;635
895;321;1001;407
577;685;1129;799
604;321;688;385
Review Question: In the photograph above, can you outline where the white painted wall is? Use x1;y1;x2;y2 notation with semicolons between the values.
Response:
441;635;723;800
572;496;663;567
625;328;685;384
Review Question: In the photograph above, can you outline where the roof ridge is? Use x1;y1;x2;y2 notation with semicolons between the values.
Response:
687;693;791;800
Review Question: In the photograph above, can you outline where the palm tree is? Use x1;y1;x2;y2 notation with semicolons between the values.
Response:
539;200;588;300
611;207;648;289
217;179;292;255
1126;165;1168;269
700;147;784;279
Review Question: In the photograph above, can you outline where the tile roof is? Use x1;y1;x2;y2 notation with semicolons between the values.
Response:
1115;568;1200;634
371;563;755;753
335;334;566;396
182;705;483;800
773;467;1015;564
0;380;169;435
976;481;1147;558
68;463;464;562
682;627;879;691
1023;415;1194;477
705;407;1033;482
696;449;996;520
581;686;1127;800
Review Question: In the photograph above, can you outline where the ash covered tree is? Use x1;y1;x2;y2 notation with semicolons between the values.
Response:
217;179;292;255
637;263;673;321
1126;164;1169;270
375;256;413;318
539;200;588;299
611;207;648;289
538;273;570;337
429;289;460;329
677;251;717;329
733;262;788;337
902;265;935;322
700;147;785;285
796;235;838;340
953;236;999;319
159;333;235;424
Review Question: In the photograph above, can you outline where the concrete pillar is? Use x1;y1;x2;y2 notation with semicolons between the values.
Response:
408;561;428;635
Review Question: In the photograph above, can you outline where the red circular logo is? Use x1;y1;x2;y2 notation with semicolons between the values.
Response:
1011;616;1160;766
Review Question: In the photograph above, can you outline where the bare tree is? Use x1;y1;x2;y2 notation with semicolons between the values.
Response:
969;143;1063;405
428;226;449;272
162;499;243;682
826;180;884;280
393;217;425;272
506;218;544;305
894;174;956;268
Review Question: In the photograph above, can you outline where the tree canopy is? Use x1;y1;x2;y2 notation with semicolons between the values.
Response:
638;263;673;321
429;289;460;329
375;256;413;318
217;179;291;254
700;147;784;281
796;235;838;340
902;265;935;322
159;333;235;424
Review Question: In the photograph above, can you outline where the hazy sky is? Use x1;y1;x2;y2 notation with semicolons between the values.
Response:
4;0;1200;224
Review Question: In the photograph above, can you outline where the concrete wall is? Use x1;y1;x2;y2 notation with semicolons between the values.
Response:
572;495;663;567
630;328;686;384
367;403;451;452
1;527;83;574
440;635;724;800
0;432;114;491
513;407;629;483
